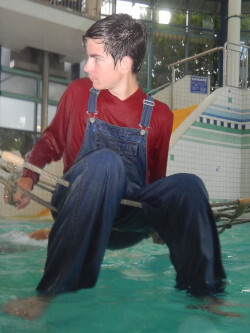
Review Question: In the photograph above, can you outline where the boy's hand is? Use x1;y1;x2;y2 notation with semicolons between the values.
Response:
4;177;33;209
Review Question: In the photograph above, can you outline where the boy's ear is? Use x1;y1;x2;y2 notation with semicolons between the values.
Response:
120;56;133;73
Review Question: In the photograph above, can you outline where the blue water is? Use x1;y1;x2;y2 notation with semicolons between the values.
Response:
0;219;250;332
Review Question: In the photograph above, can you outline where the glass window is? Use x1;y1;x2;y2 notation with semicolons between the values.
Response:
0;96;35;131
116;0;132;15
116;0;150;20
37;105;41;132
1;73;37;97
0;127;39;157
48;105;57;124
36;104;57;132
1;47;11;67
48;82;67;101
38;82;67;102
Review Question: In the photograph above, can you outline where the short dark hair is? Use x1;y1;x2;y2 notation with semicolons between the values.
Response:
83;14;147;74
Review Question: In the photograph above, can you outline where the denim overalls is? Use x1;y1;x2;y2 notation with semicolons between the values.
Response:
37;88;226;296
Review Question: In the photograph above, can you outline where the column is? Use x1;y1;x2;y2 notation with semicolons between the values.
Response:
226;0;242;87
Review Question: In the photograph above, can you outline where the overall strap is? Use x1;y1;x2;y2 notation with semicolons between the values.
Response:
87;88;100;116
139;96;155;134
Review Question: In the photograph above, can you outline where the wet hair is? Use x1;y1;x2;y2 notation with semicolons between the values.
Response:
82;14;147;74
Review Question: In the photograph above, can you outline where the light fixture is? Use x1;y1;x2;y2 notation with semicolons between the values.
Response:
158;10;171;24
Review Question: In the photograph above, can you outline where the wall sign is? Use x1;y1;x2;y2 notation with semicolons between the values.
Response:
190;76;208;94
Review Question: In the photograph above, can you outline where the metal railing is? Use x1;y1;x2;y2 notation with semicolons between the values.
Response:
41;0;83;13
223;42;249;89
147;82;171;96
38;0;103;18
168;42;250;109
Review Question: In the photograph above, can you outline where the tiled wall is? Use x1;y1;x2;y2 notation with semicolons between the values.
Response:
155;75;209;110
166;86;250;201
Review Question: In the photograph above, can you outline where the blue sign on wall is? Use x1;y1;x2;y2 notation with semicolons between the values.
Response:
190;76;208;94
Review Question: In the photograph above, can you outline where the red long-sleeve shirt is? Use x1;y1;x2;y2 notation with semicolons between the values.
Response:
23;78;173;184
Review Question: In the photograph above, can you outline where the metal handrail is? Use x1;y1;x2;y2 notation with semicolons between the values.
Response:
35;0;102;18
38;0;83;14
168;46;224;69
148;82;170;96
223;41;250;89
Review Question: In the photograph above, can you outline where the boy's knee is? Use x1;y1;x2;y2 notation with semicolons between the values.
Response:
85;149;125;182
95;149;124;171
169;173;208;198
181;173;204;188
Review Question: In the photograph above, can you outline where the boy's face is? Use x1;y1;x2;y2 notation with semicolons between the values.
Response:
84;38;124;93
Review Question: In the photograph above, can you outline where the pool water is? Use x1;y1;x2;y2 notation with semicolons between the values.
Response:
0;219;250;333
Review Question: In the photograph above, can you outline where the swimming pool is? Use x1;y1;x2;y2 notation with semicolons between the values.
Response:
0;218;249;333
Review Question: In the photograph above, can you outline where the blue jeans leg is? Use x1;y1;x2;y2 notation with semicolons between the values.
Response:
36;149;126;294
134;173;226;296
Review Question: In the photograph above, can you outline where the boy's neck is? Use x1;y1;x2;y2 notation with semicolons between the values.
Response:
108;74;139;101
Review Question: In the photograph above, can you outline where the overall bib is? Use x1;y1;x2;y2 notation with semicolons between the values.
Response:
37;89;226;296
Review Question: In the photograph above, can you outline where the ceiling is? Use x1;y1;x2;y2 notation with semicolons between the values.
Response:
0;0;95;64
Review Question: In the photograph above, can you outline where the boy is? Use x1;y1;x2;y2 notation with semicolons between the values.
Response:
3;13;225;319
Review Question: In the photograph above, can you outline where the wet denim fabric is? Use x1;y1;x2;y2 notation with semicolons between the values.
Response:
36;88;226;296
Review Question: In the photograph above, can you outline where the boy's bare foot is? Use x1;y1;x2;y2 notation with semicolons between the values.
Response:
187;297;245;317
1;295;52;320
